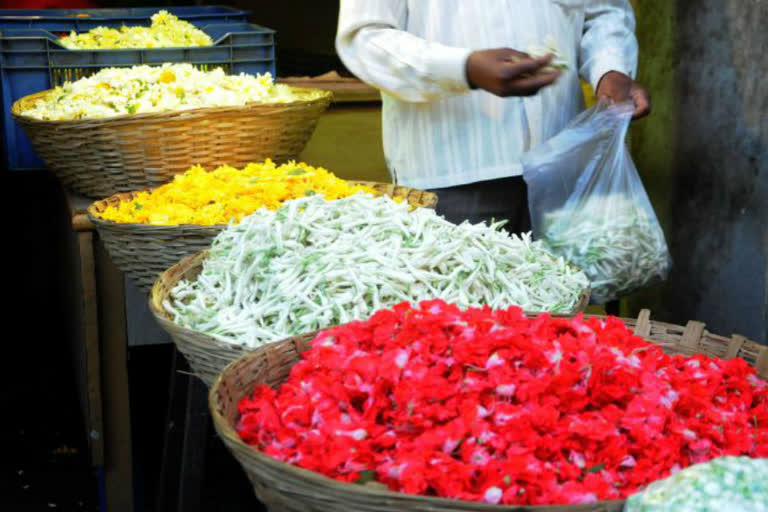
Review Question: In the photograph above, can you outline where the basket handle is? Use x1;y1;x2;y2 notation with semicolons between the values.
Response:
725;335;747;360
632;309;652;338
679;320;706;350
756;346;768;376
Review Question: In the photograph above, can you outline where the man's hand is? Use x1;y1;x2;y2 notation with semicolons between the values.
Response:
466;49;561;97
595;71;651;119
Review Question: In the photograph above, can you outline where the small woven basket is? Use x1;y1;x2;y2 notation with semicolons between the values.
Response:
150;250;590;387
92;182;438;293
12;87;332;197
209;312;768;512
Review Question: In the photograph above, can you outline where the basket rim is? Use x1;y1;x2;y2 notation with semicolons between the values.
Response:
150;249;209;317
11;86;333;125
88;189;232;231
207;332;626;510
150;249;591;353
88;181;438;231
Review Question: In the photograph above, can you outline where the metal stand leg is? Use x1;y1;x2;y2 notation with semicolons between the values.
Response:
157;349;208;512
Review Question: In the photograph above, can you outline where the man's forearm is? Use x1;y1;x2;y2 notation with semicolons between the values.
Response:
579;0;638;91
336;0;471;103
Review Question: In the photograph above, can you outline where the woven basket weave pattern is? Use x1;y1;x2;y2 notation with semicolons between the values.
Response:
208;313;768;512
88;191;219;291
12;88;332;197
152;250;249;386
94;182;438;293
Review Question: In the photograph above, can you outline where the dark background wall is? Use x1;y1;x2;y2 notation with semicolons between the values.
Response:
629;0;768;343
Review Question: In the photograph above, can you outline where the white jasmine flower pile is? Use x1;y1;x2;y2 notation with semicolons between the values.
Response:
625;457;768;512
21;64;323;121
59;10;212;50
542;194;670;303
164;194;590;348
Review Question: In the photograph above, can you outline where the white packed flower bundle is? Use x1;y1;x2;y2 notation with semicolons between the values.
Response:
21;63;323;121
526;35;570;71
542;194;670;303
164;194;589;348
625;456;768;512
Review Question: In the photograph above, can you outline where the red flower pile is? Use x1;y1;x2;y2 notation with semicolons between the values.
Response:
237;300;768;506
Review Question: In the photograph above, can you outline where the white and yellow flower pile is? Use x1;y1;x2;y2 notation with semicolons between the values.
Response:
21;64;323;121
59;10;213;50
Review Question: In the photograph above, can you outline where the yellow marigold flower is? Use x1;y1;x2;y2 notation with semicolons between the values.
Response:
159;70;176;83
96;160;378;226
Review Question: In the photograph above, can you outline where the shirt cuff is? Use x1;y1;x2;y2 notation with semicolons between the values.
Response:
583;51;636;91
425;45;473;93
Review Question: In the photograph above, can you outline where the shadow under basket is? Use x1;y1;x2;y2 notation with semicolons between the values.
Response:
208;311;768;512
12;87;331;197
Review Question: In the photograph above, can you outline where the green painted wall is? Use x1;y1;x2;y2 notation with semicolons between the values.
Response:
623;0;680;317
298;105;390;184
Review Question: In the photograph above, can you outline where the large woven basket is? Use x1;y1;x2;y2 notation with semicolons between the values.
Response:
209;312;768;512
150;250;590;387
12;87;332;197
90;182;437;293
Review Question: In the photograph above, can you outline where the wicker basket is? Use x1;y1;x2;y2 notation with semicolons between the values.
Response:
91;182;438;293
150;249;590;387
209;312;768;512
12;87;332;197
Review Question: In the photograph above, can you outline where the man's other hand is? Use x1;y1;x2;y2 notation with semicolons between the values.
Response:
466;49;561;97
596;71;651;119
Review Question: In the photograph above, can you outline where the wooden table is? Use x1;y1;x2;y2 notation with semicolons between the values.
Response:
70;195;134;512
71;194;217;512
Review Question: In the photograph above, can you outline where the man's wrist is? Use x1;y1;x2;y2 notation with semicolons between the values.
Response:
427;46;473;93
596;70;631;94
465;51;480;90
585;51;635;92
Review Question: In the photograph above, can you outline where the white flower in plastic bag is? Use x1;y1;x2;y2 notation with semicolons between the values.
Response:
522;100;671;303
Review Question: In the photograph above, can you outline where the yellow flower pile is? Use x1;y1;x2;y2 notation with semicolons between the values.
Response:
60;10;213;50
96;160;377;226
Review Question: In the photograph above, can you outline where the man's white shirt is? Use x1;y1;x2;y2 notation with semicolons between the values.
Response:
336;0;638;189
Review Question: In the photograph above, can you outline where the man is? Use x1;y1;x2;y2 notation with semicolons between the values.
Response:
336;0;650;232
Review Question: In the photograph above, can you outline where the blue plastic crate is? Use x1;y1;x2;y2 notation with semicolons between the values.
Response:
0;6;250;31
1;22;276;170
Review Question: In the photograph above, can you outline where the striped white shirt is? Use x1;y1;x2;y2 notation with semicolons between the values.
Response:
336;0;638;189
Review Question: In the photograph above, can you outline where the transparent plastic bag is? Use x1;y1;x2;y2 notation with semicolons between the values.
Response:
521;100;671;304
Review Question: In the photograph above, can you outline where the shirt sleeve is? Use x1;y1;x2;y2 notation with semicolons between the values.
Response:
336;0;472;103
579;0;639;91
